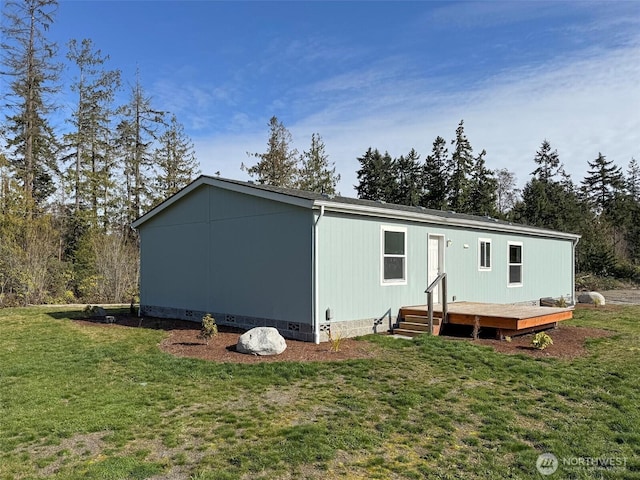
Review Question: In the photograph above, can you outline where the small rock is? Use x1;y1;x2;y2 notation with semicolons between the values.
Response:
105;315;116;324
577;291;606;306
237;327;287;356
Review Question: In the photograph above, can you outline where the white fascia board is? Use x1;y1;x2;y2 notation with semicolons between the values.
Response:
132;176;314;229
207;179;315;209
313;200;581;242
131;176;208;228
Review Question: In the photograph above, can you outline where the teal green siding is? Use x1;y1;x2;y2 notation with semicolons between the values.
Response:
139;185;313;323
433;227;573;304
317;212;574;323
317;213;429;323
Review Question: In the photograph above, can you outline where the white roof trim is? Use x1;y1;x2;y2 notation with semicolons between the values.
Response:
313;200;581;241
132;176;580;242
131;176;313;228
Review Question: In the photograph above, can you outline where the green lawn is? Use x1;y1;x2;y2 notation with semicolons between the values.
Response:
1;306;638;479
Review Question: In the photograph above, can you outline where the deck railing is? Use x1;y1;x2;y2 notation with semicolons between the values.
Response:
425;273;448;331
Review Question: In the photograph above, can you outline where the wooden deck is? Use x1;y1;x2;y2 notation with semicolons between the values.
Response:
399;302;573;338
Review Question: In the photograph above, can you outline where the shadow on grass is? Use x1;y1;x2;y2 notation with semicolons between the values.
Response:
45;308;248;335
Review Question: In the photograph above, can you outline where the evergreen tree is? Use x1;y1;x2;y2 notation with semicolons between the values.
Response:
447;120;474;213
1;0;61;214
515;141;584;233
297;133;340;194
355;148;394;202
116;73;165;227
467;149;498;216
63;38;121;225
153;114;200;204
516;177;584;233
531;139;565;182
242;116;298;188
421;136;449;210
581;152;624;214
391;148;422;206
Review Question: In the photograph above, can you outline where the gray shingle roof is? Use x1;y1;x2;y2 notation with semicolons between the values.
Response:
133;174;580;241
205;175;577;239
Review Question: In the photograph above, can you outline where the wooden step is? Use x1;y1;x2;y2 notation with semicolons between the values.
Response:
394;316;442;337
403;314;442;325
398;321;431;332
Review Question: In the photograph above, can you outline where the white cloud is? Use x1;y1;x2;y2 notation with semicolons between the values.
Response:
192;25;639;198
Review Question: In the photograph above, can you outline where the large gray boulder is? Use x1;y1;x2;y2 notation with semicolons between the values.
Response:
577;291;606;306
237;327;287;356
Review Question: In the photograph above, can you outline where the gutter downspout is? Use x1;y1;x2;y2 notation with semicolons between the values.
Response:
313;205;325;344
572;236;580;305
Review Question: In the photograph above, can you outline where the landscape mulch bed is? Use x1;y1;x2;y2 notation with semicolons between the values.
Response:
75;314;614;363
471;325;613;359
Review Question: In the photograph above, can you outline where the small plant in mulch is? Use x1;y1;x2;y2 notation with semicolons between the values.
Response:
532;332;554;350
556;297;568;308
198;314;218;345
328;327;343;353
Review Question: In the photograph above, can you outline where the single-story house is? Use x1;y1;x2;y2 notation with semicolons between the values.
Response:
132;175;580;343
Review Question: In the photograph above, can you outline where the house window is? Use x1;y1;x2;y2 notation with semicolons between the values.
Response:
478;238;491;271
508;242;523;286
381;226;406;284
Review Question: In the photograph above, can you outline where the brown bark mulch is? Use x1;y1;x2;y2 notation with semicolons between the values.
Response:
74;314;614;363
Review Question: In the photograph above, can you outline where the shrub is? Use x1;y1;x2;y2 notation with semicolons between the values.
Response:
532;332;553;350
328;327;343;353
198;314;218;344
556;296;567;308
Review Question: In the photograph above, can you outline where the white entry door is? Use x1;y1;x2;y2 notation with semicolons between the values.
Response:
428;235;444;303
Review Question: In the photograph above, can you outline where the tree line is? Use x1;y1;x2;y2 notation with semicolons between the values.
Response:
1;0;199;305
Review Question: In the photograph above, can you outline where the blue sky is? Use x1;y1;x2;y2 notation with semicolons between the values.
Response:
47;1;640;195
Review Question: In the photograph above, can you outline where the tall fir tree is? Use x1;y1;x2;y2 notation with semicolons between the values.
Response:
421;136;449;210
515;140;584;233
1;0;61;214
580;152;624;215
467;149;498;216
242;116;298;188
152;114;200;204
531;139;565;182
63;38;121;226
297;133;340;194
116;73;165;227
355;148;394;202
391;149;422;206
447;120;474;213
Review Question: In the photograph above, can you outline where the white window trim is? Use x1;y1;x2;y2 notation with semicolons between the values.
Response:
478;238;492;272
507;241;523;287
381;226;407;286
